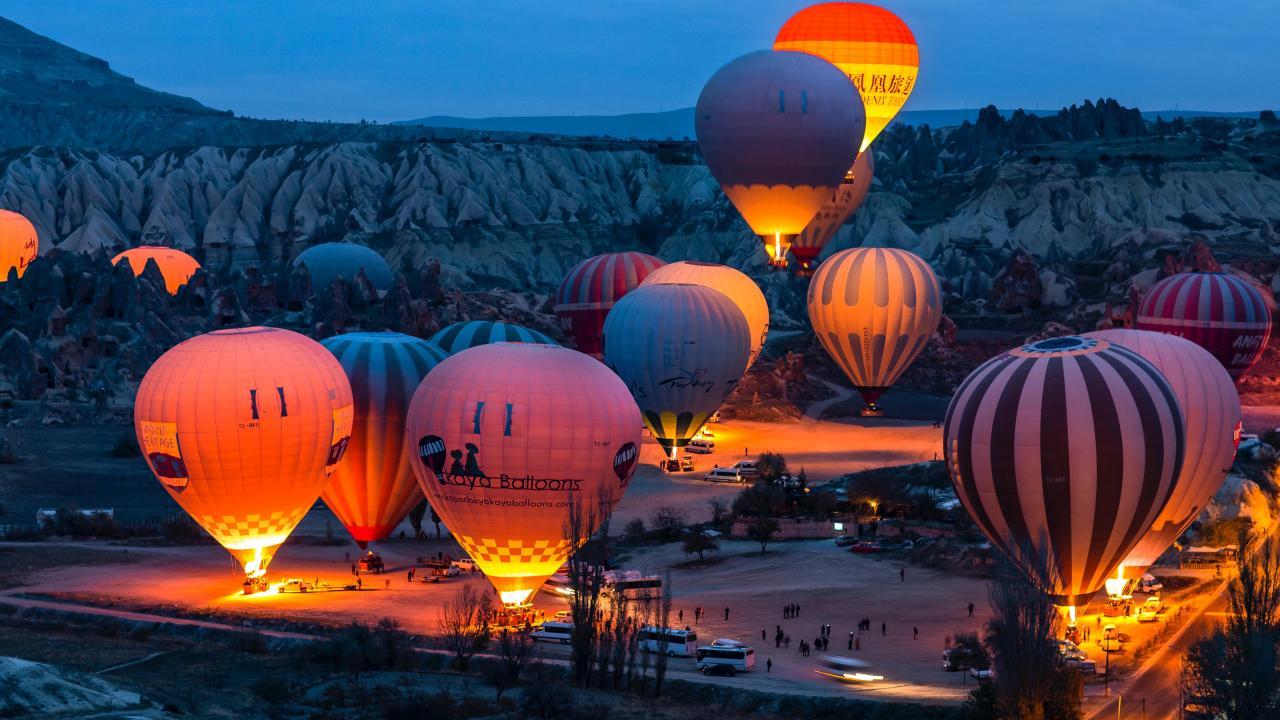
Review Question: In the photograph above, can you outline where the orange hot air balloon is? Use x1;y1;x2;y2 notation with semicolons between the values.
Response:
320;332;448;547
641;261;770;368
791;149;874;273
112;246;202;294
135;327;354;578
0;209;38;281
775;2;920;153
406;343;641;606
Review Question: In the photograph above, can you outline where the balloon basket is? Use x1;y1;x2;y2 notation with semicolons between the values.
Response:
859;404;885;418
242;574;270;595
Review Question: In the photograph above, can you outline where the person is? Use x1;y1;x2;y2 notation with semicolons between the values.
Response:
855;636;861;651
761;628;766;643
767;658;772;673
784;604;790;618
968;601;975;618
881;622;886;636
913;626;918;640
795;604;800;617
724;607;730;621
678;609;684;623
357;576;363;590
407;569;413;582
848;632;854;650
900;567;906;582
784;635;791;649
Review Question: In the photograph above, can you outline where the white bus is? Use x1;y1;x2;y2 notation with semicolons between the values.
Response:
602;573;663;602
695;639;755;675
638;626;698;657
530;621;574;644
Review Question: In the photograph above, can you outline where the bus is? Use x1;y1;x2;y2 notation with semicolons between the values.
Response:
695;639;755;675
638;626;698;657
602;573;663;602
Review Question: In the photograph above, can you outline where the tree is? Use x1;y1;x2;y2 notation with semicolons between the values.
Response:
745;515;780;555
564;488;614;687
407;499;427;538
1182;533;1280;719
732;480;787;518
436;585;494;672
707;498;729;529
681;529;719;563
978;544;1081;720
648;506;686;542
489;628;535;702
756;452;788;483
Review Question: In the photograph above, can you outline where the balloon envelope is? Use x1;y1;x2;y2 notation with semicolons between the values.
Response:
320;332;448;547
134;327;354;576
405;343;641;605
807;247;941;407
603;284;750;455
294;243;394;293
943;335;1184;607
641;261;770;369
1085;329;1241;579
430;320;557;356
554;251;665;359
775;2;920;152
0;210;37;281
112;246;202;294
791;150;874;271
1136;271;1272;380
695;50;864;267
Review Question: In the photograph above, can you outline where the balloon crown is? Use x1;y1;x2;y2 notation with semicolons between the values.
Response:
1011;335;1108;358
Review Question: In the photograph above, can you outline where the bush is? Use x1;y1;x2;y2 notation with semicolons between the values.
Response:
648;506;686;542
109;432;140;458
623;518;646;543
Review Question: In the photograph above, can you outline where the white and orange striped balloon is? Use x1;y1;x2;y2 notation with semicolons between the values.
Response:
944;336;1185;607
1086;329;1240;579
807;247;941;408
641;261;769;368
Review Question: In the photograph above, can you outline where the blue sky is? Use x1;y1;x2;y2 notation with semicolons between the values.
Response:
2;1;1274;122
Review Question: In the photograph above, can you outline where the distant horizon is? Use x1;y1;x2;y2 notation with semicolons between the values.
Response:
2;1;1275;124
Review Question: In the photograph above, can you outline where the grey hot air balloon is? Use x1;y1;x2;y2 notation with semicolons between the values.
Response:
293;242;394;293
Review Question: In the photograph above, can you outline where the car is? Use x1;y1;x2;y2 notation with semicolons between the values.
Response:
1137;609;1159;623
1138;574;1164;593
701;663;737;677
279;578;314;593
687;439;715;454
661;458;681;473
697;428;716;439
451;558;479;572
680;455;695;472
554;610;572;620
708;411;722;423
704;467;744;483
1065;658;1097;673
849;540;883;554
1056;640;1086;662
968;666;994;681
834;535;858;547
1142;596;1163;612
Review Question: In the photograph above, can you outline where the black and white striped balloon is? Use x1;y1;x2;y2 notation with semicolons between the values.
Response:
943;335;1185;607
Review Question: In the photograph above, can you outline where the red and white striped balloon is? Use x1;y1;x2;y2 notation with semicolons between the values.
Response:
554;252;665;359
1085;329;1241;580
944;335;1185;607
1136;271;1272;380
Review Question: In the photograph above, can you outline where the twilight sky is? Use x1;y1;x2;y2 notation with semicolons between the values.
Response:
2;1;1274;123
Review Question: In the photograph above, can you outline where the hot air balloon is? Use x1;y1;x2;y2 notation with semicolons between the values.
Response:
603;284;750;458
807;247;941;415
944;335;1184;608
1136;271;1272;380
1085;329;1241;582
775;2;920;153
406;343;641;605
0;210;37;281
134;327;354;582
429;320;557;356
790;150;874;273
319;332;448;547
641;261;770;368
112;246;202;294
554;251;666;359
293;242;394;293
695;50;864;269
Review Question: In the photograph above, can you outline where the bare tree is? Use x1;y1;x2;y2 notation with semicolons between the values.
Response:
489;628;535;702
682;528;719;563
1182;533;1280;719
981;542;1081;720
564;487;613;687
436;585;494;672
649;506;686;541
707;498;729;529
745;515;780;555
652;572;674;698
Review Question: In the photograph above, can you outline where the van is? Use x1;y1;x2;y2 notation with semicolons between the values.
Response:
732;460;759;477
704;467;744;483
530;621;574;644
687;439;715;454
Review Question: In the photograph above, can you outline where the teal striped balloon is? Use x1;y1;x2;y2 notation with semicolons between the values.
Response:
429;321;557;356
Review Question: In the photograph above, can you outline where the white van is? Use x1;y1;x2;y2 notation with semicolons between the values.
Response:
687;439;715;454
696;639;754;675
704;467;744;483
732;460;759;477
530;621;574;645
639;626;698;657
